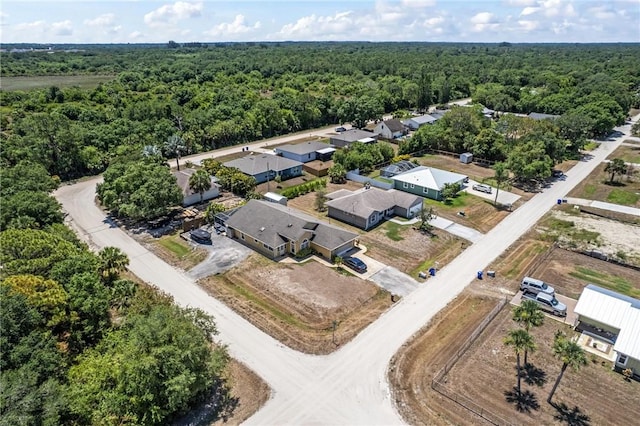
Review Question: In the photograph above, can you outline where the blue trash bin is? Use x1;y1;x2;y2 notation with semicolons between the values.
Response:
557;199;562;205
429;267;436;276
477;271;483;280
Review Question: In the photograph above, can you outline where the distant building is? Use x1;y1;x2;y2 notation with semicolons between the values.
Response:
329;129;378;148
223;199;358;259
224;153;303;184
325;187;423;230
173;168;220;207
374;119;406;139
391;166;467;201
274;141;335;163
404;114;438;130
263;192;287;206
574;284;640;379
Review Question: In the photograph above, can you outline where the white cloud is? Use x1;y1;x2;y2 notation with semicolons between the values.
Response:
51;20;73;36
144;1;203;27
400;0;436;7
588;6;616;20
14;20;47;31
278;11;355;39
84;13;115;27
470;12;500;32
205;15;261;37
518;19;539;31
520;6;540;16
129;31;144;40
505;0;537;5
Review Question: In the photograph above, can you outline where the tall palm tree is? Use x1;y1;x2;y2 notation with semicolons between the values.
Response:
493;162;508;206
547;331;587;404
188;169;212;204
98;246;130;284
512;300;545;365
504;328;536;395
165;134;186;171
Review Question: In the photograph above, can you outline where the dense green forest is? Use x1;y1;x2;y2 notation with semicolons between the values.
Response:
1;42;639;181
0;166;231;423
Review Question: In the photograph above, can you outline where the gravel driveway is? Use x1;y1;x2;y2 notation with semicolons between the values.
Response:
187;231;252;280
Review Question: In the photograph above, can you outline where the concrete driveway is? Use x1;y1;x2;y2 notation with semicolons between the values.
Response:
510;291;578;326
187;230;252;280
463;180;521;206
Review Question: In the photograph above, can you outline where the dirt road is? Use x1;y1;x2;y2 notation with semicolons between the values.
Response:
56;117;636;425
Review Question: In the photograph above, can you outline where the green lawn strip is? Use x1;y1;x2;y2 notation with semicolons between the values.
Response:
583;184;597;198
583;141;599;151
384;221;405;241
1;75;115;91
569;266;639;298
410;259;434;278
158;237;191;258
607;188;639;206
222;277;311;330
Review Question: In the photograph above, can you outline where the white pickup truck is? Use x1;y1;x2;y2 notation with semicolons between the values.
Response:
521;291;567;317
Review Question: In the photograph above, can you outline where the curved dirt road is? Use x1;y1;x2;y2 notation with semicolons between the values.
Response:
56;118;635;425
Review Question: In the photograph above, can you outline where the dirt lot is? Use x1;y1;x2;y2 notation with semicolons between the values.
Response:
199;255;394;354
391;211;640;425
442;306;640;425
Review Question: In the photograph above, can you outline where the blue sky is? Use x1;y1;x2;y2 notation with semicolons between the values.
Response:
1;0;639;44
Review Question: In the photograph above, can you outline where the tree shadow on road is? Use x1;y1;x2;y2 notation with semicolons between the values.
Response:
523;364;547;387
551;401;591;426
504;387;540;413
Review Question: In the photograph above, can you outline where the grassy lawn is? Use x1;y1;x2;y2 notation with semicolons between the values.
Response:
568;160;640;207
583;141;599;151
569;266;640;298
1;75;115;91
609;145;640;164
153;233;207;270
383;221;405;241
607;188;640;205
159;237;191;257
542;217;601;245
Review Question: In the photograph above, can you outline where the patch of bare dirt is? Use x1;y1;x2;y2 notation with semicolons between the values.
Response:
199;255;393;354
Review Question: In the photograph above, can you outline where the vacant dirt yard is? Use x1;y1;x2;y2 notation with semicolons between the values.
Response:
443;306;640;425
199;255;393;354
569;160;640;207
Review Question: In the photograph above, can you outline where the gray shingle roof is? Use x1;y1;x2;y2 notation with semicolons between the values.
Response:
276;141;333;155
325;188;422;220
225;200;358;250
173;168;219;197
332;129;376;143
224;153;302;175
383;119;405;133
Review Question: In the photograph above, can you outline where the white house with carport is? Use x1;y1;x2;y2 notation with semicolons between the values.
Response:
173;168;220;207
391;166;468;201
329;129;378;148
574;284;640;379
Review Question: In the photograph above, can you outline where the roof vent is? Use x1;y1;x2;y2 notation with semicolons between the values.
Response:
287;223;292;227
259;226;265;232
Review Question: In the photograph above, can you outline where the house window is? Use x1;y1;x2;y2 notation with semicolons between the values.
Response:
254;238;259;243
617;354;628;366
410;184;415;189
241;234;245;240
301;239;309;249
403;182;408;188
423;187;429;194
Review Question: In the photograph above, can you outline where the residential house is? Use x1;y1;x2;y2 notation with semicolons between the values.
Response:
224;199;358;260
391;166;468;201
374;119;406;139
274;141;335;163
325;187;423;230
329;129;378;148
173;168;220;207
404;114;438;130
574;284;640;378
224;153;303;184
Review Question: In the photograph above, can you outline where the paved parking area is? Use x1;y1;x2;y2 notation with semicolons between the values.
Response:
463;180;521;206
510;291;578;326
186;230;253;280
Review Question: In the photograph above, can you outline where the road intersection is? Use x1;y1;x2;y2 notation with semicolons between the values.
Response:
55;118;635;425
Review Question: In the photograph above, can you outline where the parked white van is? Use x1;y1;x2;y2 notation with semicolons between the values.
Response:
520;276;555;296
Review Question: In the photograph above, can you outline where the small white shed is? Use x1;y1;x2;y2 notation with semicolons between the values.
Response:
264;192;287;206
460;152;473;164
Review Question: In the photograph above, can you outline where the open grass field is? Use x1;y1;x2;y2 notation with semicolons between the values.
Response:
0;75;115;91
569;149;640;207
613;144;640;164
146;232;208;271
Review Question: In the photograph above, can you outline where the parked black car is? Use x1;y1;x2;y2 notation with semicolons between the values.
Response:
343;256;367;273
190;229;212;244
